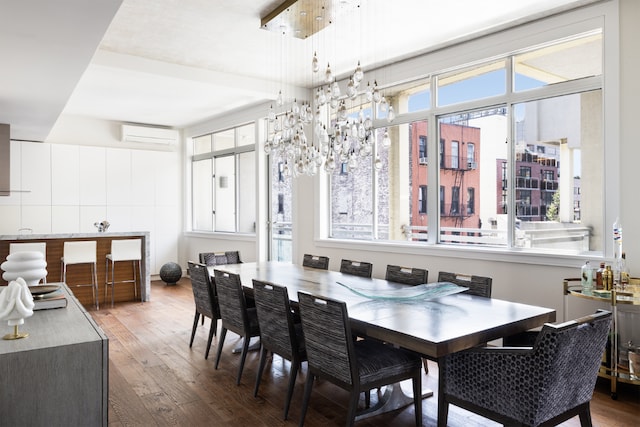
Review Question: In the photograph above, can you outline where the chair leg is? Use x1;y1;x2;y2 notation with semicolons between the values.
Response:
346;390;360;427
214;328;227;370
578;403;593;427
254;346;268;397
236;335;252;385
299;373;315;427
283;360;300;420
189;312;200;348
205;318;215;360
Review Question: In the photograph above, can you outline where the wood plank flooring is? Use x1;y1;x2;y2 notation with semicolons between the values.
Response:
89;278;640;426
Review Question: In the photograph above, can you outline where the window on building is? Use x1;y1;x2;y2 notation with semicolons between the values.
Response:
451;141;459;169
418;185;427;214
191;123;256;233
451;186;460;215
467;188;475;214
466;143;475;169
419;136;427;159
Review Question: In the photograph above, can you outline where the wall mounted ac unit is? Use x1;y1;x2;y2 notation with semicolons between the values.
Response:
418;157;428;165
121;124;179;145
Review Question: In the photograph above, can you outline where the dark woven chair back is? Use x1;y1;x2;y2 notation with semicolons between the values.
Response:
339;259;373;278
213;269;260;385
385;265;428;285
252;280;300;361
187;261;220;359
297;292;355;387
214;270;251;336
188;261;218;319
441;310;612;427
252;279;306;420
199;250;242;266
302;254;330;270
437;271;492;297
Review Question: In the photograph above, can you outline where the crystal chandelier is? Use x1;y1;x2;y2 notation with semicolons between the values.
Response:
265;57;394;177
262;0;394;177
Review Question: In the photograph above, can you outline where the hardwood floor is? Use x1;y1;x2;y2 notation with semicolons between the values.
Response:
90;278;640;426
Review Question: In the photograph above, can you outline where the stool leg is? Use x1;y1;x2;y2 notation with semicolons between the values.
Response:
111;260;116;307
138;259;143;302
132;260;138;300
92;262;98;310
105;258;109;302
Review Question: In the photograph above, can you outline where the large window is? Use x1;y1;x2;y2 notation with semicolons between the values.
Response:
191;124;256;233
327;30;603;255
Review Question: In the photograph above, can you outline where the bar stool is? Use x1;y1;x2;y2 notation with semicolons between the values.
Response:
61;241;98;309
105;239;142;306
9;242;47;284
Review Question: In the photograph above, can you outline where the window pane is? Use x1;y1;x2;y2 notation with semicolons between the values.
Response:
377;79;430;117
513;90;602;253
238;151;255;233
438;109;507;246
214;155;236;232
193;134;212;155
514;32;602;92
192;158;212;231
437;60;506;107
330;151;374;240
213;129;234;151
270;155;292;262
236;123;255;148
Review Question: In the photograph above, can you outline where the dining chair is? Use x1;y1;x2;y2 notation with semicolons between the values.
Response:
252;279;306;420
437;271;492;297
61;240;98;309
339;259;373;278
385;265;428;285
438;310;612;427
105;239;142;306
297;291;422;427
9;242;47;284
199;251;242;266
213;270;260;385
302;254;330;270
187;261;220;359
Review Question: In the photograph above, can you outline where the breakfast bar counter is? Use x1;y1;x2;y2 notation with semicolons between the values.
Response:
0;231;150;306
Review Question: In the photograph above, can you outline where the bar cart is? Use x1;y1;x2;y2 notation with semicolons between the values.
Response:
563;278;640;399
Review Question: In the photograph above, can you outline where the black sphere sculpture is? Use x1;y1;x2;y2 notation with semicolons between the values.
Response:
159;262;182;285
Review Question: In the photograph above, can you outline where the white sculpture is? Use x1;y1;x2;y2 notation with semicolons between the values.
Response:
1;251;48;286
0;277;35;339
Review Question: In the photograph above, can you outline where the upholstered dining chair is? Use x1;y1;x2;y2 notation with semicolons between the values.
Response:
252;279;306;420
385;265;428;286
302;254;330;270
339;259;373;278
187;261;220;359
437;271;492;297
438;310;612;427
199;251;242;266
213;270;260;385
297;291;422;427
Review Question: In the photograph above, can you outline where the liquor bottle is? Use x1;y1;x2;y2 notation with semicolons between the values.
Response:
605;265;613;290
581;260;593;294
596;262;605;289
620;252;630;289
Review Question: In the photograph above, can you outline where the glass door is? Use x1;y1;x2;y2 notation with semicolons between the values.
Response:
268;156;293;262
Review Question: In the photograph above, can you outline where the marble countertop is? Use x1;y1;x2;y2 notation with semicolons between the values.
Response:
0;231;150;240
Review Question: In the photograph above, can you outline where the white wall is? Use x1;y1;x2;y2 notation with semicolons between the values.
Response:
0;115;182;275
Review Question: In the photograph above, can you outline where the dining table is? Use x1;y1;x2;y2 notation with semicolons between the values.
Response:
210;261;556;421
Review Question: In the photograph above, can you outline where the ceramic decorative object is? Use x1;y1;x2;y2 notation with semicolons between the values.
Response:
160;262;182;285
0;277;35;339
1;251;48;286
94;220;110;232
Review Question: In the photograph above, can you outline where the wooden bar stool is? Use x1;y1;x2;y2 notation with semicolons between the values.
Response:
61;241;98;309
105;239;142;306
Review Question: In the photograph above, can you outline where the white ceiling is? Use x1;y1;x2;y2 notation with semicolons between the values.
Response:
1;0;596;142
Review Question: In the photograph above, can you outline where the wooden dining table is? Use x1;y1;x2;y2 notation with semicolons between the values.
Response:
211;261;556;421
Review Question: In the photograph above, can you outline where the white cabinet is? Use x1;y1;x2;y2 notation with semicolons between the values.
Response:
79;146;106;206
51;144;79;205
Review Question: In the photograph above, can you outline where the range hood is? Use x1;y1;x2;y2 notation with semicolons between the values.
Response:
0;124;8;196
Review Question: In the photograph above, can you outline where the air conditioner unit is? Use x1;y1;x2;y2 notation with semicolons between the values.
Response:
467;161;477;170
121;124;179;145
419;157;428;165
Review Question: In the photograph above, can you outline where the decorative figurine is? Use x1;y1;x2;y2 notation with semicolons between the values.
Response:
0;277;35;340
